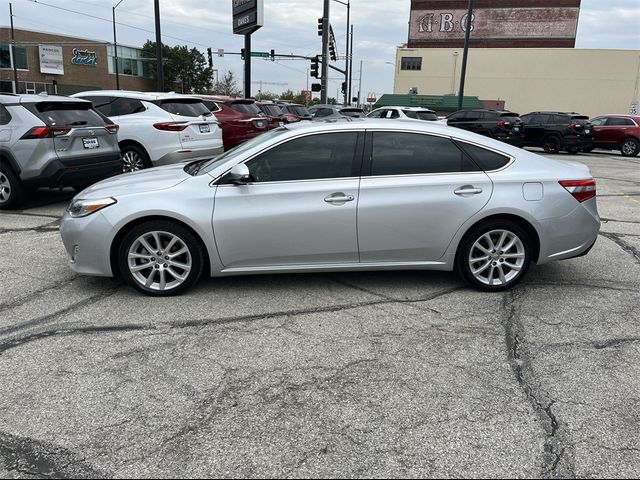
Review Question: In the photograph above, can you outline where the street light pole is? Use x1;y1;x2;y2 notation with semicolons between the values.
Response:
344;0;350;106
320;0;330;104
112;0;124;90
154;0;164;92
458;0;473;110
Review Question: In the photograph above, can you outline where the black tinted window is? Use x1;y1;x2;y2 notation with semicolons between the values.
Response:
34;102;106;127
202;100;220;112
229;102;261;115
367;109;385;118
288;106;309;117
371;132;478;176
78;96;113;116
456;142;510;171
160;100;210;117
111;97;146;116
247;132;358;182
415;111;438;121
448;111;467;121
260;105;282;116
400;57;422;71
553;114;570;123
606;117;635;126
0;104;11;125
389;110;400;119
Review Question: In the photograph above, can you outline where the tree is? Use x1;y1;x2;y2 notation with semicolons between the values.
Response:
209;70;242;97
141;40;213;93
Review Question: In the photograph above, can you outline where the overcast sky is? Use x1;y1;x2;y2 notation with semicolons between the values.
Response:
2;0;639;99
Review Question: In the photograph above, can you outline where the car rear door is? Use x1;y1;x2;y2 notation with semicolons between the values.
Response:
604;117;635;145
213;131;363;269
357;130;493;262
158;99;222;150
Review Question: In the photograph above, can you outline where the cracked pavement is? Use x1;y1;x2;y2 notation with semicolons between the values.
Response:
0;151;638;478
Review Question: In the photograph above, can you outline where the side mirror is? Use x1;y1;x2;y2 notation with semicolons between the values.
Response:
228;163;251;184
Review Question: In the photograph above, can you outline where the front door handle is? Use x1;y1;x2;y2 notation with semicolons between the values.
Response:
454;186;483;196
324;192;355;204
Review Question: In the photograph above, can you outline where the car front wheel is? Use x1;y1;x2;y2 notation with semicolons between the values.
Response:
456;220;532;292
118;220;204;296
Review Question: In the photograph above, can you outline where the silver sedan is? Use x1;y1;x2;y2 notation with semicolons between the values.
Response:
59;120;600;296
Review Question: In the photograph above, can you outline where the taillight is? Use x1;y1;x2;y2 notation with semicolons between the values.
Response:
153;122;188;132
105;123;119;134
498;120;511;129
568;123;583;132
559;179;596;203
21;126;71;139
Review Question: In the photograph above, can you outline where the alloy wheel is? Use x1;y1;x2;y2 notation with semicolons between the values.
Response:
127;231;192;292
468;229;526;287
622;139;638;156
0;172;11;205
122;151;145;172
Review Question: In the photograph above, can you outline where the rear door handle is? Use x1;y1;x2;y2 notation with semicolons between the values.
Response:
454;186;483;196
324;193;355;204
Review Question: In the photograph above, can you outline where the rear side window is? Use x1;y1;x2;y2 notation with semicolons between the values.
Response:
371;132;479;176
111;97;146;116
0;105;11;125
456;142;510;171
553;114;570;123
229;102;261;115
605;118;634;126
33;102;106;127
160;100;210;117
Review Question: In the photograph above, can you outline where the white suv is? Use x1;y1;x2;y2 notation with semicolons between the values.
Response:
72;91;223;171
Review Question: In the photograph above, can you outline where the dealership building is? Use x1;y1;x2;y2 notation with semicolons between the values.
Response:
394;0;640;117
0;27;154;95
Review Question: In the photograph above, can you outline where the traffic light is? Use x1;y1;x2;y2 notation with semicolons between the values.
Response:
317;17;324;36
329;41;337;62
207;47;213;68
341;81;347;95
241;48;245;60
310;55;319;78
311;83;321;92
270;49;275;61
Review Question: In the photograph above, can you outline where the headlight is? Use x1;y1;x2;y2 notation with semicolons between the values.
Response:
67;197;117;218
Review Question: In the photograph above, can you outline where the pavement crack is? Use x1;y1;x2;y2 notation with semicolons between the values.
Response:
502;289;575;479
0;275;80;314
598;232;640;265
592;337;640;349
0;219;60;236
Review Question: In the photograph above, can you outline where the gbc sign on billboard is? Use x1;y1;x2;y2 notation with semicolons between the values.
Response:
408;0;581;48
232;0;263;35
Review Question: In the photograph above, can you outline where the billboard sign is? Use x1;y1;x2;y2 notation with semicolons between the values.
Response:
71;48;97;67
39;45;64;75
232;0;263;35
409;2;580;47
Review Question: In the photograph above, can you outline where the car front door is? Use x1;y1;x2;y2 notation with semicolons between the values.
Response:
357;130;493;262
213;131;363;269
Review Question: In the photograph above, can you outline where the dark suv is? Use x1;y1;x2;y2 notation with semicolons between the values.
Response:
445;109;524;147
520;111;593;154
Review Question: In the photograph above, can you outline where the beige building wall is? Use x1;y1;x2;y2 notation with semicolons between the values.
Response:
394;48;640;117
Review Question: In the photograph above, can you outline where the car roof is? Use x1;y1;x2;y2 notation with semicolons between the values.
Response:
71;90;201;102
0;93;91;104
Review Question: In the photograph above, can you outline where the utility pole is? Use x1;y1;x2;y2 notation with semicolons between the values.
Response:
458;0;473;110
244;34;251;98
154;0;164;92
357;59;363;108
9;3;19;94
112;0;124;90
348;25;354;105
343;0;350;106
321;0;330;103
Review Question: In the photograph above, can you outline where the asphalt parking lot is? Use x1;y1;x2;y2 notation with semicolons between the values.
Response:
0;149;638;478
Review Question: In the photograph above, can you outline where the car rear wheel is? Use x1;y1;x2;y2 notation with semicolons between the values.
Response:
542;136;561;154
0;165;26;210
118;221;204;296
456;220;531;292
621;138;640;157
121;144;151;172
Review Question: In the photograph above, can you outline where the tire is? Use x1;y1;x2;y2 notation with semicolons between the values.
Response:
118;220;204;296
456;219;532;292
620;137;640;157
121;144;151;172
0;164;26;210
582;147;594;153
542;135;561;154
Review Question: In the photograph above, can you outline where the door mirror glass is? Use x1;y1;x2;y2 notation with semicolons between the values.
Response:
228;163;250;184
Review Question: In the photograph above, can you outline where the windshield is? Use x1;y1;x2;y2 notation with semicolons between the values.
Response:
196;128;288;175
260;105;282;116
34;102;107;127
230;102;262;115
288;106;310;117
159;100;212;117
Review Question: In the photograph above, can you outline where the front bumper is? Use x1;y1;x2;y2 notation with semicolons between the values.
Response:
154;145;224;167
59;210;116;277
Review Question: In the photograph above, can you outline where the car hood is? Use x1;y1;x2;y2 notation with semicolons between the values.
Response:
77;164;190;199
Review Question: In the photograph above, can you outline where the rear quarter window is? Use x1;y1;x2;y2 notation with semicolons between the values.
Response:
456;142;511;171
0;104;11;125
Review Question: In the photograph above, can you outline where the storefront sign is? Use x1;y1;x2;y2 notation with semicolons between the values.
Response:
71;48;97;67
39;45;64;75
409;7;580;45
232;0;263;35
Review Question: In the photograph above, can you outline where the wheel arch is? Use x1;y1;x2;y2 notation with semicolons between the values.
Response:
455;213;541;264
0;148;21;175
110;215;212;278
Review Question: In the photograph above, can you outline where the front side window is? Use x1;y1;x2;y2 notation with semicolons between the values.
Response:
371;132;478;176
590;117;606;126
367;109;384;118
401;57;422;71
246;132;358;182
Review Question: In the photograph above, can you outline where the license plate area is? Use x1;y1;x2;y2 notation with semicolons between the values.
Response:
82;137;99;149
199;124;211;134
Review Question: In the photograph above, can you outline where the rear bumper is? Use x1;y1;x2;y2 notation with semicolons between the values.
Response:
154;145;224;167
496;134;525;147
563;136;593;149
22;153;123;188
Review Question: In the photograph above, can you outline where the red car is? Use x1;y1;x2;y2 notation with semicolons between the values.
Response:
194;95;268;150
589;114;640;157
255;101;301;129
